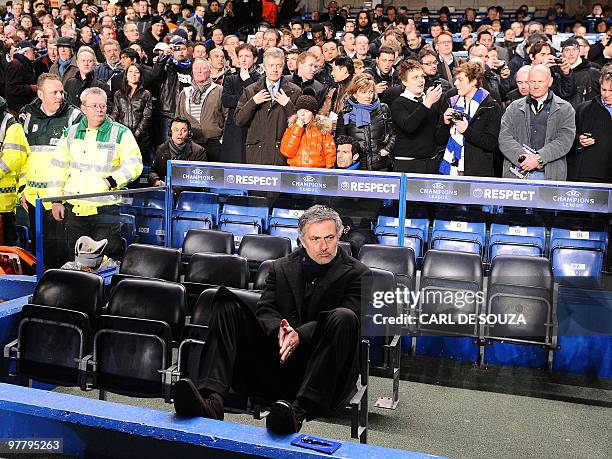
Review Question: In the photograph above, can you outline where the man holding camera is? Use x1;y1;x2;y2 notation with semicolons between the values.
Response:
499;64;575;181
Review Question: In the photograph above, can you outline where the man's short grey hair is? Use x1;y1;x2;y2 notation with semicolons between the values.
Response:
103;38;120;49
77;46;97;62
80;87;108;104
516;65;531;77
298;205;343;238
263;47;285;64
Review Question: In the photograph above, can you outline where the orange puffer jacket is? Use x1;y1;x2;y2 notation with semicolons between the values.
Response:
280;115;336;168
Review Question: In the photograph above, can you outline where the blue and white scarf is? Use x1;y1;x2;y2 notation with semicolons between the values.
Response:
439;88;489;175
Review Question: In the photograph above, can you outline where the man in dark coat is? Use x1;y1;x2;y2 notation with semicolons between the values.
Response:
5;41;38;113
234;47;300;166
567;66;612;183
173;205;370;434
64;47;111;112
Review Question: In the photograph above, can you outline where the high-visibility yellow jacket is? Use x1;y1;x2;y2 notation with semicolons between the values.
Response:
0;107;30;213
19;99;82;209
52;116;143;216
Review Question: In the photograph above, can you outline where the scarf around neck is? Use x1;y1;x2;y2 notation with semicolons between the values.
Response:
343;97;381;128
58;58;71;77
190;80;212;105
169;56;192;69
168;139;188;159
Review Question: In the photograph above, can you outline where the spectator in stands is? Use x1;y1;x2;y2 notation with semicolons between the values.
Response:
406;30;426;55
291;20;313;51
284;49;299;76
34;37;57;76
418;49;452;92
434;31;460;83
150;35;192;142
364;46;398;102
477;29;509;63
50;87;142;260
111;63;153;164
341;32;356;58
499;64;576;181
64;46;110;111
467;43;511;103
561;37;601;108
506;65;531;105
222;43;259;164
141;16;168;63
121;22;141;48
334;135;361;169
173;205;369;435
234;47;301;166
5;40;38;112
316;40;339;87
568;65;612;183
336;73;395;171
319;56;354;120
148;117;207;186
588;34;612;67
437;61;501;177
18;73;82;267
291;51;326;107
528;41;575;100
94;39;121;86
208;48;228;85
0;95;29;246
280;89;335;168
391;59;443;173
183;4;206;38
508;31;546;80
354;34;372;67
176;58;225;161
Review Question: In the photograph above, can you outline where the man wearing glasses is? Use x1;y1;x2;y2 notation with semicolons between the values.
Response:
50;87;142;260
434;31;462;83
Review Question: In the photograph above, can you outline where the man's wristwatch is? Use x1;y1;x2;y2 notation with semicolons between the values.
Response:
535;154;543;165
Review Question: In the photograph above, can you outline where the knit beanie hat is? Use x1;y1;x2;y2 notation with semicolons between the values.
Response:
295;94;318;114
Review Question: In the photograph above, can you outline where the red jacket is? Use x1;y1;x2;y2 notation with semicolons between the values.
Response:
280;115;336;168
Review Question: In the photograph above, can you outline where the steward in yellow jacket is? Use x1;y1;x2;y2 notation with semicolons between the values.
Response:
0;97;30;245
51;87;142;260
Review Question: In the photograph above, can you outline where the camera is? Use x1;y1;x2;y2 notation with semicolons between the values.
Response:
518;154;526;163
451;110;466;121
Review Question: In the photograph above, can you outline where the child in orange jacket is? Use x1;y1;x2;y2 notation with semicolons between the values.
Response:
280;91;336;168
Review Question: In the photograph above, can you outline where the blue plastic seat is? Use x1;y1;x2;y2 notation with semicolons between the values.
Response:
218;213;262;246
118;213;136;249
489;223;546;261
222;195;269;231
374;225;423;258
271;208;305;219
549;228;607;277
171;210;214;248
431;220;486;257
175;191;220;224
268;217;299;248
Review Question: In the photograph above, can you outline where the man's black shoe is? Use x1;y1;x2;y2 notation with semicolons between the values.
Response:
266;400;306;434
173;379;224;420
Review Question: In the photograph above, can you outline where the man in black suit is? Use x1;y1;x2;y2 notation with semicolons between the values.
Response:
173;205;370;434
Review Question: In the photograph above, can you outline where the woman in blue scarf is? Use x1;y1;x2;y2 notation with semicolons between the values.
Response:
336;74;396;171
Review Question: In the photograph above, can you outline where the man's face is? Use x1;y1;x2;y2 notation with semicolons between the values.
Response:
479;33;493;49
47;43;58;62
601;80;612;105
516;70;530;96
171;121;190;145
511;22;523;37
435;34;453;55
344;21;355;33
138;1;148;14
299;220;339;265
104;44;120;64
544;24;557;36
291;23;303;38
402;68;425;94
377;52;395;74
469;44;489;65
355;35;369;54
342;32;355;50
374;6;383;16
309;46;324;68
328;1;337;14
562;45;580;65
173;44;187;61
81;93;107;127
322;42;338;62
578;40;591;57
331;63;348;82
152;22;164;36
120;54;135;70
101;27;114;41
264;56;284;82
77;52;96;74
528;68;553;99
336;143;356;168
286;52;298;71
209;49;225;70
192;60;211;84
171;4;180;14
357;13;368;27
58;46;72;61
407;32;420;49
212;29;224;44
193;45;207;59
420;55;438;76
210;1;220;13
38;79;64;113
124;24;139;42
430;25;442;38
298;56;317;80
195;6;205;18
531;45;552;65
263;31;278;50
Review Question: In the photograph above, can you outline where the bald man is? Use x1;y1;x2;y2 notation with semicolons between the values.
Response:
505;65;531;106
499;64;575;181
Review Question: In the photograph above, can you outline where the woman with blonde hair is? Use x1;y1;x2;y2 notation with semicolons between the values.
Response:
335;73;395;171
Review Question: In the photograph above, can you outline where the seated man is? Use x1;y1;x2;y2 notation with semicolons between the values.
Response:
173;205;370;434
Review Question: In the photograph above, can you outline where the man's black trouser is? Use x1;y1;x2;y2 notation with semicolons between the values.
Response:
27;202;68;268
64;204;123;261
195;289;360;416
0;212;17;246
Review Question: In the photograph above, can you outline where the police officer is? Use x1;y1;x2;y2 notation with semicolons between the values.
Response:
0;97;30;246
19;73;82;266
51;87;143;260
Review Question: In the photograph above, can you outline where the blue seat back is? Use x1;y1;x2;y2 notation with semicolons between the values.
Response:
377;216;430;242
175;192;220;224
271;208;305;219
431;220;486;256
550;239;606;277
374;225;422;257
268;217;299;248
219;213;262;246
171;210;214;248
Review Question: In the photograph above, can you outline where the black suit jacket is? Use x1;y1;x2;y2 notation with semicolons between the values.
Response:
256;247;370;345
